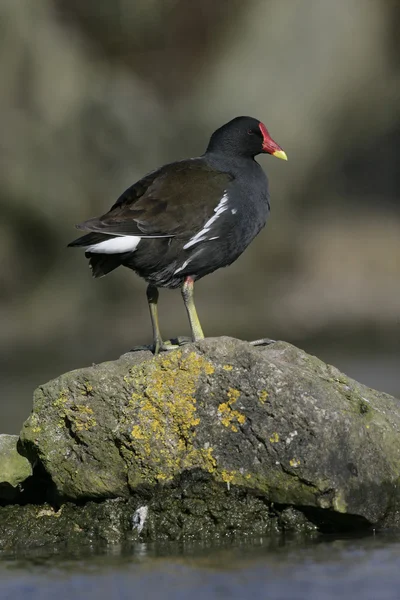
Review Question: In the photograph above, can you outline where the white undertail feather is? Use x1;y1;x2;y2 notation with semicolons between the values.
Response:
85;235;141;254
183;191;229;250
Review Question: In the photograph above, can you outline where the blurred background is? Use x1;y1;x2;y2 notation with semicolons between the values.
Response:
1;0;399;433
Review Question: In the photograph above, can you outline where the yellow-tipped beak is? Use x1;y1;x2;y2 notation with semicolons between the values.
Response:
272;150;288;161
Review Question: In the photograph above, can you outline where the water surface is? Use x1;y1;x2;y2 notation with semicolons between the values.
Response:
2;533;400;600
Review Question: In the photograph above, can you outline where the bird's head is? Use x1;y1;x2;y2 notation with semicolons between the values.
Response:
206;116;287;161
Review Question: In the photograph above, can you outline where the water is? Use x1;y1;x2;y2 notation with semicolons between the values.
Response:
2;533;400;600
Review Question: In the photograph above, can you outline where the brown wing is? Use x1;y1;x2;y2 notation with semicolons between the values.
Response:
75;159;233;238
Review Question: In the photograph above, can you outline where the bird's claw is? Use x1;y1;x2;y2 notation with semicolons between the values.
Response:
156;336;193;353
129;336;193;354
167;336;192;347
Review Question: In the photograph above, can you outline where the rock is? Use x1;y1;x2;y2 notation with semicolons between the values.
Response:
0;471;317;551
0;434;32;502
18;338;400;536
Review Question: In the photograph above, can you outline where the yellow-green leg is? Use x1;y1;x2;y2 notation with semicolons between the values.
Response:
146;284;164;354
182;276;205;341
131;282;203;354
144;284;187;354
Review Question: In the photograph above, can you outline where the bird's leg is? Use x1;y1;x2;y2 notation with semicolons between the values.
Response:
131;280;203;354
146;283;171;354
130;284;181;354
181;276;205;342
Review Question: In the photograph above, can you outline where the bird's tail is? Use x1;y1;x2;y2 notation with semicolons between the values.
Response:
68;232;122;278
85;253;122;278
68;232;108;248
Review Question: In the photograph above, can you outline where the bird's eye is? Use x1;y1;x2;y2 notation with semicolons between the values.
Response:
247;129;254;135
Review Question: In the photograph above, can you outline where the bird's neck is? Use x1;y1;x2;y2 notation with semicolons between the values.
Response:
204;150;256;170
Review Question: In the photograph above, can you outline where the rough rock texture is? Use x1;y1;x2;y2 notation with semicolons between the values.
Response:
18;338;400;534
0;434;32;502
0;470;317;551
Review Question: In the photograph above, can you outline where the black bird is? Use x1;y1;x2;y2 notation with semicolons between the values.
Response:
68;116;287;352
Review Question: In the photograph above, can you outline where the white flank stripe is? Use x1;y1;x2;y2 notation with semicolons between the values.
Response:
183;192;229;250
174;258;191;274
86;235;141;254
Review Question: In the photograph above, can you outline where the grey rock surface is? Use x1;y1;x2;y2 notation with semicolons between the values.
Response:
19;338;400;530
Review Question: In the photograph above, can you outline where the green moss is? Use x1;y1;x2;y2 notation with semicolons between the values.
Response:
239;469;321;505
0;435;32;491
333;492;347;513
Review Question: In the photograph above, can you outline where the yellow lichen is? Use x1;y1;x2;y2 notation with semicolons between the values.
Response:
75;404;94;415
289;458;300;468
269;432;279;443
223;365;233;371
72;404;97;431
259;390;268;404
183;445;217;473
80;382;93;396
221;470;235;484
129;392;142;406
124;350;216;483
53;391;96;432
29;413;42;434
54;390;68;408
227;388;240;403
131;425;146;439
220;469;253;487
201;446;217;472
217;388;246;431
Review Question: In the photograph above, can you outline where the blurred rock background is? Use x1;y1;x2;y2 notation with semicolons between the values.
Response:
1;0;399;432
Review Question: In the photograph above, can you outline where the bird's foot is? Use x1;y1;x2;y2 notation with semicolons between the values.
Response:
155;336;194;354
249;337;276;347
129;336;193;354
166;336;193;348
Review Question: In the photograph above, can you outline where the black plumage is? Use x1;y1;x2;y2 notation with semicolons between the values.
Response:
69;116;287;351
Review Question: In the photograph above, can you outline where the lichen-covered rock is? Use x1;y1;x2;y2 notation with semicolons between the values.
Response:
0;434;32;501
20;338;400;528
